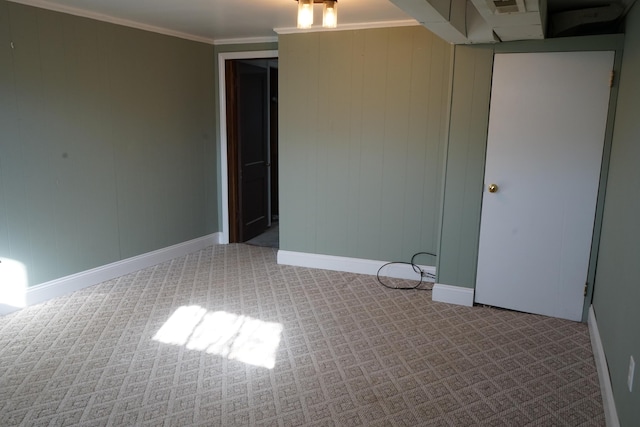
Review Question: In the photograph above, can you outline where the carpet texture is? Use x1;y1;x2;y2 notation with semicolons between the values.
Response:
0;244;605;426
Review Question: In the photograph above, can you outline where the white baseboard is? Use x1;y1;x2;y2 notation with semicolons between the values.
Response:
432;283;475;307
277;250;435;281
588;305;620;427
0;233;220;316
212;232;223;245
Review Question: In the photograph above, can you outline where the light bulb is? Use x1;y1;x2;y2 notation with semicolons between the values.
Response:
323;1;337;28
298;0;314;29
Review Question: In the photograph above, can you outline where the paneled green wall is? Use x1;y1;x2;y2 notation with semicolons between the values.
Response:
593;3;640;424
278;27;452;264
0;1;216;286
437;45;493;288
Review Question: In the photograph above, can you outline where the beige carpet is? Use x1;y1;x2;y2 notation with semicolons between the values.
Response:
0;244;605;426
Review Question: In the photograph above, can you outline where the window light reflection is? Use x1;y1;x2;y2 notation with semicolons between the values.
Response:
0;258;28;311
153;306;282;369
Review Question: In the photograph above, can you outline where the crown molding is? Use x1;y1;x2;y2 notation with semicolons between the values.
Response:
8;1;419;45
274;19;419;34
7;0;217;45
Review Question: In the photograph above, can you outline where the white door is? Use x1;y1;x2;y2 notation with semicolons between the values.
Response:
475;51;614;321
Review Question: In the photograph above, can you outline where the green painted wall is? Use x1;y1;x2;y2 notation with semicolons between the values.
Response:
592;3;640;425
278;27;452;264
437;45;493;288
0;1;216;286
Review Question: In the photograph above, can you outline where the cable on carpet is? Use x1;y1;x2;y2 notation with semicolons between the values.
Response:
376;251;436;291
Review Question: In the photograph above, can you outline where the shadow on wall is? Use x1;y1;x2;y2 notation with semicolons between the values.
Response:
0;258;28;315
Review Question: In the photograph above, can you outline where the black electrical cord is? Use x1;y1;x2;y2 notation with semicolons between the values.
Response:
376;251;436;291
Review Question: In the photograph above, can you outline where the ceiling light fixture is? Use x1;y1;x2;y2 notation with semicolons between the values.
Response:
322;0;338;28
296;0;338;29
297;0;314;29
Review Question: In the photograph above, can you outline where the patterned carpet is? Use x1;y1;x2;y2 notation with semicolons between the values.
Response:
0;244;605;426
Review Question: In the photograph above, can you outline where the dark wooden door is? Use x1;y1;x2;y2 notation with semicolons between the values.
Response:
269;66;279;220
236;62;269;241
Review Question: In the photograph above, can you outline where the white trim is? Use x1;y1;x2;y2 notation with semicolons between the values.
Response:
215;36;279;46
218;50;279;245
589;306;620;427
0;233;220;316
432;283;475;307
217;50;279;61
7;0;217;45
274;19;419;34
277;250;436;280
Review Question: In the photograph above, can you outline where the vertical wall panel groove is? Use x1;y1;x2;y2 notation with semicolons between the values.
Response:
437;45;494;288
0;0;216;286
592;3;640;424
280;26;452;263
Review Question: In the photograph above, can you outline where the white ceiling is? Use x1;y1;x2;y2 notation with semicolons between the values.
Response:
8;0;633;44
9;0;417;44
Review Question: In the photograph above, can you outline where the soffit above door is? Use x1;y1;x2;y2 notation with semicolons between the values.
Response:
387;0;636;44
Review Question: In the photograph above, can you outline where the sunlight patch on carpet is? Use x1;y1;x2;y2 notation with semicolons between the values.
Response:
0;258;28;310
153;305;282;369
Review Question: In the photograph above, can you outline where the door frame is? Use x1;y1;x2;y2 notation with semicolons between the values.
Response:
218;50;278;244
489;37;624;321
475;50;614;321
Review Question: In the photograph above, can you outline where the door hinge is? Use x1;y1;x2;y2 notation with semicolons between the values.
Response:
609;70;615;88
584;282;588;297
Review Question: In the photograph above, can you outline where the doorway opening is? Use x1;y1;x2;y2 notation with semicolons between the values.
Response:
224;56;279;248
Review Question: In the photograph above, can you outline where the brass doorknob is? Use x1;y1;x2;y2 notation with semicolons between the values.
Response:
488;184;499;193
